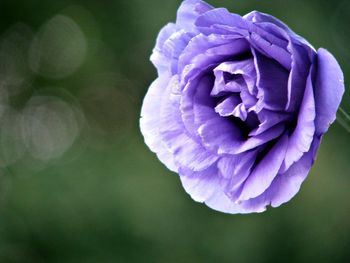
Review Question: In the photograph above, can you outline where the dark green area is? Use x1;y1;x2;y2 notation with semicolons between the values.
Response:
0;0;349;262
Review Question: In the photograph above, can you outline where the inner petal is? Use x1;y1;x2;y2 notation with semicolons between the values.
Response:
214;95;243;118
211;58;257;96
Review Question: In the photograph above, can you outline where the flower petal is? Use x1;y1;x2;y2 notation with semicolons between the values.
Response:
314;48;345;136
214;95;245;119
179;34;250;83
180;163;256;214
253;49;289;111
240;136;321;211
162;30;195;74
244;11;315;49
179;164;224;203
286;42;313;111
195;7;246;29
150;23;178;73
140;74;177;172
176;0;213;30
250;109;290;136
280;65;316;172
212;59;257;96
238;133;289;201
159;75;219;171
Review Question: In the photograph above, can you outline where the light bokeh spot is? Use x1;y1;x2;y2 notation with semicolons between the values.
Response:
21;95;82;161
29;15;87;79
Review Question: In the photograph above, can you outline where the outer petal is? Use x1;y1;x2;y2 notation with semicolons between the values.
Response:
195;7;246;29
176;0;213;30
162;30;195;74
269;137;320;207
206;190;261;214
314;48;345;136
240;136;321;212
179;164;224;203
249;31;291;70
179;163;257;214
140;74;177;172
150;23;178;73
244;11;315;49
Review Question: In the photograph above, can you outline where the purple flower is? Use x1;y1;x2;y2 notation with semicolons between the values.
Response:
140;0;345;214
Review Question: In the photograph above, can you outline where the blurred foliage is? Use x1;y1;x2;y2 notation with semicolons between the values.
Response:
0;0;348;262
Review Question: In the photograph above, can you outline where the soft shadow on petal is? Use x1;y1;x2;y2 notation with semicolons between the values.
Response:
314;48;345;136
212;59;257;96
286;42;313;112
240;136;321;212
215;95;244;118
238;133;289;201
269;137;320;207
233;124;285;154
250;109;290;136
220;151;258;201
253;49;289;111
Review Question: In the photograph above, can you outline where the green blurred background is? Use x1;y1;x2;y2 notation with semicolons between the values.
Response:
0;0;348;262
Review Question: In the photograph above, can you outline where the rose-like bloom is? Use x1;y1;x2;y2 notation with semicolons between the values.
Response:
140;0;345;214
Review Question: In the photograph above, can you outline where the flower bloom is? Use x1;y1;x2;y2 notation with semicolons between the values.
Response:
140;0;345;213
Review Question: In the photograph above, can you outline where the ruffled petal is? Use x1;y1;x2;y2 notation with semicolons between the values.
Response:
244;11;315;50
314;48;345;136
212;59;257;96
140;74;178;172
199;114;285;155
162;30;195;74
214;95;245;119
150;23;178;73
249;31;291;70
176;0;213;30
178;34;250;83
195;7;246;29
159;75;219;171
